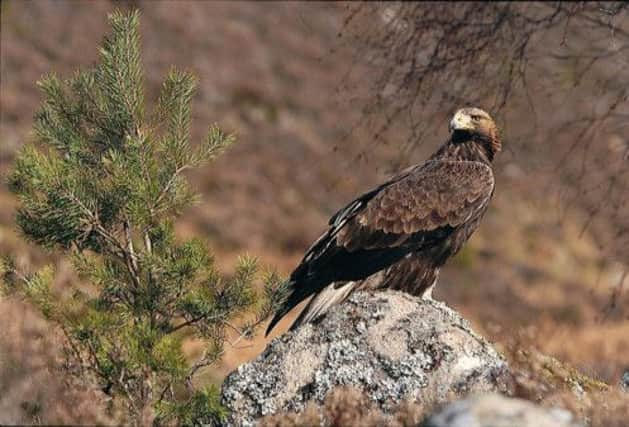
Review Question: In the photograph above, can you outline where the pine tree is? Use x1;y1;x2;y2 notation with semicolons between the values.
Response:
2;10;283;425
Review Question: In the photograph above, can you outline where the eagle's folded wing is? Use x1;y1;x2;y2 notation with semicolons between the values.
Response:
337;160;495;252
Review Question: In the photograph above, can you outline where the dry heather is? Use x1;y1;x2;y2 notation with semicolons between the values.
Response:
259;387;426;427
0;300;114;425
1;0;628;424
506;344;629;427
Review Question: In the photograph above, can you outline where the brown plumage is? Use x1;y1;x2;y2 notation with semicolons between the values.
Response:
266;107;501;336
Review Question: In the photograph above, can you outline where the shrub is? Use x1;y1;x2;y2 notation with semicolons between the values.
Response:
2;9;283;425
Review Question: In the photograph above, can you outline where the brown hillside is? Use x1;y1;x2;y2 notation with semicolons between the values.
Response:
1;1;627;424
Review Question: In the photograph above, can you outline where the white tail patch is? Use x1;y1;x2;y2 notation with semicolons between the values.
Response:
421;269;439;300
290;281;358;330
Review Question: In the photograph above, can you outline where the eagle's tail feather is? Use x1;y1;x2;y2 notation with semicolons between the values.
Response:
289;281;357;331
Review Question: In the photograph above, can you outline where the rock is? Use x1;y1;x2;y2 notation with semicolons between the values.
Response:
622;369;629;392
221;290;511;426
420;393;580;427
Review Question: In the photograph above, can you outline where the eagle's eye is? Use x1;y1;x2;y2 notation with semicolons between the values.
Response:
471;115;482;122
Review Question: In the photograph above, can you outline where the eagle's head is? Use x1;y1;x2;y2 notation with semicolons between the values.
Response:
449;107;501;156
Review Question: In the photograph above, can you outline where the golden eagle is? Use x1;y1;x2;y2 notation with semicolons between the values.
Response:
266;107;501;336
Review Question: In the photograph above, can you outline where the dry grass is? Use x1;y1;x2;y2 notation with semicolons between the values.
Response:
259;387;426;427
496;339;629;427
553;390;629;427
0;300;114;425
1;0;628;424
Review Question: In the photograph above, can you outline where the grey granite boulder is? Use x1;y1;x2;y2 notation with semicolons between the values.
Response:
420;393;580;427
221;290;511;426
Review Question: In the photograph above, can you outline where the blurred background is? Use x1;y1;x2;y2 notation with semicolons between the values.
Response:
1;1;628;424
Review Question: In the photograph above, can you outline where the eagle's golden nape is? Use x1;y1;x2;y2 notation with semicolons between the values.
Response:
448;107;501;157
266;106;501;337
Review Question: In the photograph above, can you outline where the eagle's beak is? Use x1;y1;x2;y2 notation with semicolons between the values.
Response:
449;112;474;133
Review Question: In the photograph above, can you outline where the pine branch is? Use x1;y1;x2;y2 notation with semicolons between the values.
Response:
152;164;191;214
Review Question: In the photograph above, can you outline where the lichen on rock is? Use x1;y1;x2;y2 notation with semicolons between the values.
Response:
221;290;512;426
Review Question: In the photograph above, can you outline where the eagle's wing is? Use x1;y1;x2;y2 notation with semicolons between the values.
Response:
266;160;493;336
299;163;420;265
327;163;420;228
336;160;494;252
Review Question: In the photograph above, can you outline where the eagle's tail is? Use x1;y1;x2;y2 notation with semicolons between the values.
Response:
288;281;358;331
265;279;358;337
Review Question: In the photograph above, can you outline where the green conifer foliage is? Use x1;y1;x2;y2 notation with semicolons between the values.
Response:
2;10;283;425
